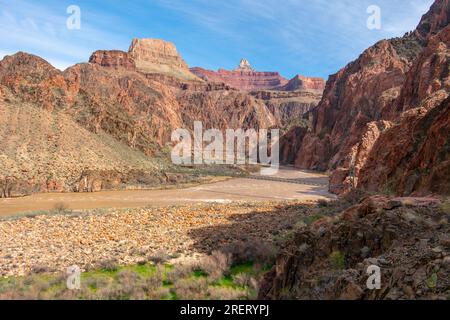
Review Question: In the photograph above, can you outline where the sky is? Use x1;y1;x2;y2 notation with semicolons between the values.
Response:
0;0;434;79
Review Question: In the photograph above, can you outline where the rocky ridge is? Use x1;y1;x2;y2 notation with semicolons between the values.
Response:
283;0;450;196
259;195;450;300
0;39;302;196
190;59;325;92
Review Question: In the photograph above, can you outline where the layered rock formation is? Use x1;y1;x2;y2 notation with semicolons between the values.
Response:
129;38;199;81
190;60;325;126
0;39;282;196
190;66;288;91
89;50;135;70
90;39;200;80
251;90;319;128
283;0;450;196
191;59;325;92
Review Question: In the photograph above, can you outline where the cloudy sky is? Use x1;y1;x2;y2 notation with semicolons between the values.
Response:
0;0;434;78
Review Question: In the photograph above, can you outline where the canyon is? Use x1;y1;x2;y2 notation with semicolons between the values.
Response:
0;0;448;302
259;0;450;301
282;0;450;197
0;38;323;197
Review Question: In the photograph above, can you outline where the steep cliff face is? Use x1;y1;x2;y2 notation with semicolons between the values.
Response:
191;59;325;92
415;0;450;41
89;50;136;70
286;0;450;196
251;90;320;129
63;63;184;154
294;39;413;170
356;23;450;196
129;38;199;81
0;39;285;196
191;60;325;127
190;66;289;91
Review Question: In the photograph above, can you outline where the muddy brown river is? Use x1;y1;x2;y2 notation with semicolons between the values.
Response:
0;168;333;216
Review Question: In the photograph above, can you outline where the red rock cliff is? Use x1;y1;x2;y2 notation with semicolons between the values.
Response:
285;0;450;196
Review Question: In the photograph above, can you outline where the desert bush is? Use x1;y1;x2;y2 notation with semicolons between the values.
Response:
440;199;450;214
317;199;329;207
53;202;70;213
222;241;277;266
233;273;254;287
146;287;171;300
97;259;119;272
166;263;195;284
115;270;143;299
329;251;346;270
93;270;145;300
196;251;232;281
173;278;208;300
207;286;246;300
83;275;111;292
145;266;165;290
29;264;55;275
147;251;170;265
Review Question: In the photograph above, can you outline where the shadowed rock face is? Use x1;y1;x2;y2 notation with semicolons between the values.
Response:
259;195;450;300
415;0;450;41
284;0;450;196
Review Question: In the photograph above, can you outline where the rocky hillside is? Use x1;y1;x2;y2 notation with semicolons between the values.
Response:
0;100;168;197
1;37;314;196
259;195;450;300
259;0;450;301
282;0;450;196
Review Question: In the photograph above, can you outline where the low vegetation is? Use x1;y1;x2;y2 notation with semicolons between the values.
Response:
0;197;366;300
0;248;273;300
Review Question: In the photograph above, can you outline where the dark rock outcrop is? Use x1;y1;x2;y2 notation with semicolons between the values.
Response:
259;195;450;300
284;0;450;196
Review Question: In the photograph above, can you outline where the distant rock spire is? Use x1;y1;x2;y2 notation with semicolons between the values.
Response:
236;58;253;71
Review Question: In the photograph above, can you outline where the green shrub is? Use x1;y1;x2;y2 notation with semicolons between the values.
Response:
329;251;345;270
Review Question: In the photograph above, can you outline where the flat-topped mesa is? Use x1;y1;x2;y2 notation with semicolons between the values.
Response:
89;38;200;81
128;38;199;81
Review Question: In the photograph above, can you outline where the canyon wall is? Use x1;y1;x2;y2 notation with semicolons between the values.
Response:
284;0;450;196
0;39;282;196
190;59;325;92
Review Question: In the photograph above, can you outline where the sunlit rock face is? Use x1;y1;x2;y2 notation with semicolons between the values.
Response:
285;0;450;196
128;38;200;81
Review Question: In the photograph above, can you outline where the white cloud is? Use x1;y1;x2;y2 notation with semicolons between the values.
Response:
154;0;435;77
0;0;436;78
0;1;129;67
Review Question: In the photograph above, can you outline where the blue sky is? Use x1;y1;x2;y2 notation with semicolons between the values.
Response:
0;0;434;79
